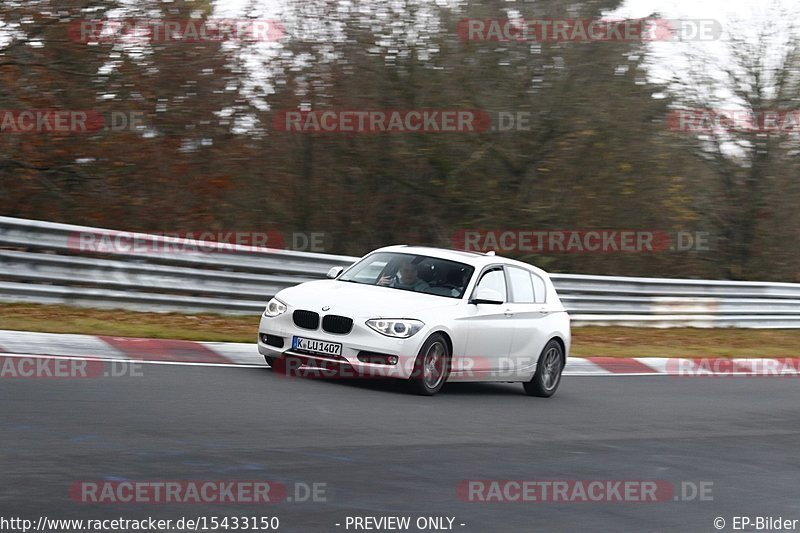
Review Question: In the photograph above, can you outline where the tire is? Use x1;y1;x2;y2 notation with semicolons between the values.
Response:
265;355;294;374
408;333;451;396
523;340;564;398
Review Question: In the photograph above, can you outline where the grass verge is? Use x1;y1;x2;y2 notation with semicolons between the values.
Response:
0;303;259;343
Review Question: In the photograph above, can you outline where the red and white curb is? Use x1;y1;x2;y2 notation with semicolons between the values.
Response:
0;329;798;376
0;329;259;366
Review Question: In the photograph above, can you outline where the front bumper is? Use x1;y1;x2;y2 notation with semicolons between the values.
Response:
257;313;424;380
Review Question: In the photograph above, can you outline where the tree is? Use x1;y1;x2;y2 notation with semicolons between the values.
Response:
663;9;800;280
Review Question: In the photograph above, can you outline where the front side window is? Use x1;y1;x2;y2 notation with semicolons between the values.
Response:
474;268;507;301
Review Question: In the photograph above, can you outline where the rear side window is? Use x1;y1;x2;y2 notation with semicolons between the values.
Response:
507;266;548;303
508;267;535;303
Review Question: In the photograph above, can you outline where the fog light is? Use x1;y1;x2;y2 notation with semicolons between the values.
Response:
357;352;398;365
260;334;284;348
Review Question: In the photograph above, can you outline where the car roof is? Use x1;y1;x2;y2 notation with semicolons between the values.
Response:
372;245;551;277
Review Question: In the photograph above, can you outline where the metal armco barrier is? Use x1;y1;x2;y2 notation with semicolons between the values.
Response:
1;216;799;327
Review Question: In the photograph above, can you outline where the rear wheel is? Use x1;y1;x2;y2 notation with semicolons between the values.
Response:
523;340;564;397
408;333;451;396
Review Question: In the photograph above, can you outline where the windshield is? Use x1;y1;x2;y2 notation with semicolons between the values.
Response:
339;252;474;299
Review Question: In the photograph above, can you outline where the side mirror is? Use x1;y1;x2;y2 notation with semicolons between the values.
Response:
327;266;344;279
469;287;504;305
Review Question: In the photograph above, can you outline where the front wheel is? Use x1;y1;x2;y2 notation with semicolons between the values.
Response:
264;355;295;374
523;340;564;397
408;333;451;396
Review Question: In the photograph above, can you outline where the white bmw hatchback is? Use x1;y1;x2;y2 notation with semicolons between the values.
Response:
258;246;570;396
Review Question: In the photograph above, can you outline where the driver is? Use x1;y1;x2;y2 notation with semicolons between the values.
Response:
379;261;430;292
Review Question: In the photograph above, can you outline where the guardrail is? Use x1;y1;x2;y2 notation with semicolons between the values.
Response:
1;216;799;327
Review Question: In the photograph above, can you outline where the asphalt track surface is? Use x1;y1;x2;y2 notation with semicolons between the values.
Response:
2;362;799;533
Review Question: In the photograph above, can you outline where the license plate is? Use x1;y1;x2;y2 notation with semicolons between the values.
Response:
292;336;342;357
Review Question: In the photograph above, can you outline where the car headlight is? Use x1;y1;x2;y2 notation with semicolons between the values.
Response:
366;319;424;338
263;297;288;317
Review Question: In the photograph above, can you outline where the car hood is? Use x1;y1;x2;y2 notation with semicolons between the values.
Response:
276;279;461;319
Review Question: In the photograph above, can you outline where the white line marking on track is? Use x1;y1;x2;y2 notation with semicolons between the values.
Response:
564;372;670;377
3;352;790;377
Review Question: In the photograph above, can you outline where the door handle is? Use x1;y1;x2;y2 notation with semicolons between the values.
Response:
504;309;514;317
